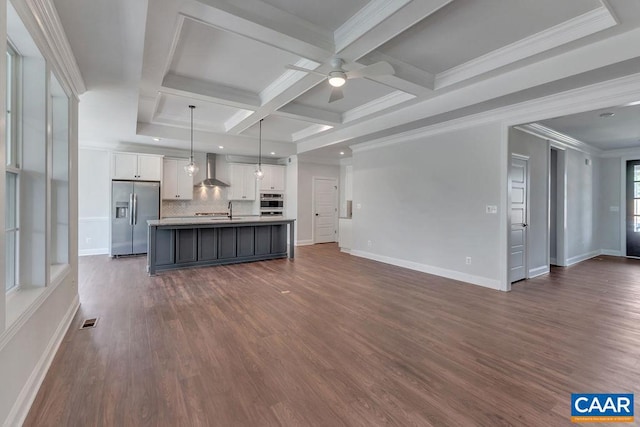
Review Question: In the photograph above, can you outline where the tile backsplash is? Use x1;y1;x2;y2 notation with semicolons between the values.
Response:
162;186;257;217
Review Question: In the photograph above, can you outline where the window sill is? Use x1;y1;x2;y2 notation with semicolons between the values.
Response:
0;264;71;351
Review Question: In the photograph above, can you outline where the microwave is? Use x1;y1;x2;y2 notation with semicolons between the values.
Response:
260;193;284;216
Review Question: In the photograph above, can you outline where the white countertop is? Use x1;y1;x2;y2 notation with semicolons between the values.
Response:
148;216;294;226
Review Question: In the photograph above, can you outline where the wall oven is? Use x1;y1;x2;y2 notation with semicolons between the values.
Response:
260;193;284;216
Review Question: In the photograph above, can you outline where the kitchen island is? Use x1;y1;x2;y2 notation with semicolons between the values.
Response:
147;216;295;275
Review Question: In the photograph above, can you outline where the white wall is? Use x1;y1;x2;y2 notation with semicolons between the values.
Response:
509;128;550;276
297;162;340;244
78;148;110;255
351;123;503;289
285;156;298;243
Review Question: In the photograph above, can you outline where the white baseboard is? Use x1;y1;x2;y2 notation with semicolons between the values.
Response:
340;247;351;254
528;265;550;278
566;250;601;266
296;240;314;246
549;257;557;265
79;248;108;256
4;295;80;427
350;250;503;291
601;249;622;256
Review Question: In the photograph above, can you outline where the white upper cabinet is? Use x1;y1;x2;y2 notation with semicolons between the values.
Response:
162;158;193;200
259;164;285;192
112;152;163;181
228;164;256;200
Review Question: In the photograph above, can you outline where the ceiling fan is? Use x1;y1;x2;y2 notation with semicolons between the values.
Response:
286;58;394;103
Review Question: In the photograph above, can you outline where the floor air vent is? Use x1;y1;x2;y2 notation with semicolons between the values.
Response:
80;318;99;330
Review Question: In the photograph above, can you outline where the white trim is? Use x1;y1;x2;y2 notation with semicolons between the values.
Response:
20;0;85;96
528;265;550;278
351;73;640;155
292;124;334;142
334;0;412;52
342;91;415;124
436;5;617;88
601;249;622;256
566;250;601;266
3;294;80;427
295;239;314;246
79;248;109;256
601;147;640;158
351;250;502;291
340;248;351;254
515;123;602;156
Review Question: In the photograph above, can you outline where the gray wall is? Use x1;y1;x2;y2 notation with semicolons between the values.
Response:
352;123;503;288
78;148;111;254
599;157;622;253
566;149;600;262
550;149;557;261
296;162;340;243
509;128;549;274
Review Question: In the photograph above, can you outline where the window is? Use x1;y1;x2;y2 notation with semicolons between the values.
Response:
634;165;640;232
5;43;20;292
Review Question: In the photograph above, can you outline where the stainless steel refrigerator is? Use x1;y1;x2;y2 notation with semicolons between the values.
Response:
111;181;160;256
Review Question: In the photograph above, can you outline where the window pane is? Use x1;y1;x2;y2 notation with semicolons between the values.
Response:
6;172;18;291
6;172;16;229
50;74;69;266
5;231;16;291
635;182;640;198
635;165;640;182
636;199;640;216
635;216;640;233
6;48;12;166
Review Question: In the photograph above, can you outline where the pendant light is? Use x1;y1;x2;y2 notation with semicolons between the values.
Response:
184;105;199;176
254;119;264;180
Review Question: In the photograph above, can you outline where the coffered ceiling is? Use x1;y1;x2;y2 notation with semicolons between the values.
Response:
53;0;640;161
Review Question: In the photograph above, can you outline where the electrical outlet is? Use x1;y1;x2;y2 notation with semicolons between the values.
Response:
485;205;497;214
367;240;372;248
465;257;471;265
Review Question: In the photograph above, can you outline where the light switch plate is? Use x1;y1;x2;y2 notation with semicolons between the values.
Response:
486;205;498;214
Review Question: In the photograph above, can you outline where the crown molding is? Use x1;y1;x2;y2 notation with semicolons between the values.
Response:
343;91;415;124
334;0;412;52
514;123;602;156
600;146;640;158
352;72;640;154
436;5;617;89
24;0;86;96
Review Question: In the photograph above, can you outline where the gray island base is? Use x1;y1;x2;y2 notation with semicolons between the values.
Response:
147;217;295;275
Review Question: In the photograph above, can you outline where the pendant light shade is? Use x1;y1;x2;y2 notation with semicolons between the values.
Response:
185;105;199;176
255;119;264;180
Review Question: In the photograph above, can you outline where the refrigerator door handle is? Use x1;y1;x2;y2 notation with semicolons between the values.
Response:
129;193;134;225
133;193;138;225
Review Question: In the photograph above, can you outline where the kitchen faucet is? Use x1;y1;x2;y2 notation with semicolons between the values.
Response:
228;201;233;219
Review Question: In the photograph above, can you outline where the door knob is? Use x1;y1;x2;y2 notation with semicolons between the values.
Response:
315;213;319;216
522;223;528;227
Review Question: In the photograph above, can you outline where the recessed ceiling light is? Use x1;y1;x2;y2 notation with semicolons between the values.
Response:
339;151;345;155
152;137;161;141
270;152;275;155
599;112;615;118
218;145;224;149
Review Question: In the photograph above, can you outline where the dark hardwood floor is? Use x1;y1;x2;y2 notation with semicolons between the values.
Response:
24;245;640;426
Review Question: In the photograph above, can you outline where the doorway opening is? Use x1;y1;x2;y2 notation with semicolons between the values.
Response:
549;147;567;266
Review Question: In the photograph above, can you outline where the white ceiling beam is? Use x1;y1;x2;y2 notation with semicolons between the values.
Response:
189;0;334;60
335;0;454;59
225;73;326;134
359;51;435;95
161;73;260;110
275;103;342;126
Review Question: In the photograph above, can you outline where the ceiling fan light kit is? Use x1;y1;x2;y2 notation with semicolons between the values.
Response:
285;57;394;103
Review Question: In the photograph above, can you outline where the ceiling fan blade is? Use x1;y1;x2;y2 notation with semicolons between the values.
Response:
285;64;326;77
329;86;344;103
346;61;395;79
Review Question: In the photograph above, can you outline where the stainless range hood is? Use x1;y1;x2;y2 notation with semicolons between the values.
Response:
196;153;229;187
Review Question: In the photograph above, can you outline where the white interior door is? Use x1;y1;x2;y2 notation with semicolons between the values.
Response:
510;156;528;283
313;177;337;244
